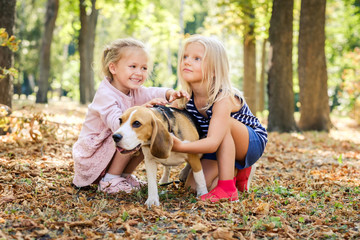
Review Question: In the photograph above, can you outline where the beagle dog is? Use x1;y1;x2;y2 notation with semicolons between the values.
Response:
113;105;208;207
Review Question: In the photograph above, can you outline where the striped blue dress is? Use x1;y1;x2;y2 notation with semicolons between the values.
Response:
185;95;268;151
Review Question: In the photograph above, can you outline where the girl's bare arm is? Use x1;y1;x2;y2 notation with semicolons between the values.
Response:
172;97;233;153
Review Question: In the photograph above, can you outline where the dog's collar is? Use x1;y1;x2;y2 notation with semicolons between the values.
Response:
153;105;173;133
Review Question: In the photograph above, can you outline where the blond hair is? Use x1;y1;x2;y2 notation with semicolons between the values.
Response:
177;35;243;110
101;38;152;80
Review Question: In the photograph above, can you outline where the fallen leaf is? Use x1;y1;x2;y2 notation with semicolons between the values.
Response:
127;219;139;226
212;227;235;240
192;222;208;232
0;195;16;204
68;220;93;227
254;202;270;215
34;228;49;237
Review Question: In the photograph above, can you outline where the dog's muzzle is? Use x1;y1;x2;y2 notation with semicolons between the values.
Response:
112;133;141;154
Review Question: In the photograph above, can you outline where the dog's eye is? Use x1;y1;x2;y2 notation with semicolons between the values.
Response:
132;121;141;128
119;118;122;125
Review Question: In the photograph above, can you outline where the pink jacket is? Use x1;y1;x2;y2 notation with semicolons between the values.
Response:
73;78;169;187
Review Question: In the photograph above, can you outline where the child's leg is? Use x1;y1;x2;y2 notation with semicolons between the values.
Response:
185;159;218;191
215;119;249;182
200;119;249;202
123;150;144;174
199;128;237;202
234;125;263;192
107;150;132;175
217;128;236;180
231;119;249;165
122;150;146;187
230;120;252;192
107;150;144;175
185;131;236;197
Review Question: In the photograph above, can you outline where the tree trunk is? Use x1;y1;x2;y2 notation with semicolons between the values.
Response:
298;0;331;131
258;39;267;113
267;0;297;132
0;0;16;108
242;3;257;114
79;0;98;104
36;0;59;103
243;34;257;114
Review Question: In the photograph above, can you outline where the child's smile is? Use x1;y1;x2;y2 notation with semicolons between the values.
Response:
109;47;148;94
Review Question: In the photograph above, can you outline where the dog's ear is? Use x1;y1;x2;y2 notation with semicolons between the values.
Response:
150;117;172;159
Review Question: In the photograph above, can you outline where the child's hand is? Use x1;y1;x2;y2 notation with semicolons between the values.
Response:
143;98;168;108
172;136;183;152
168;90;190;103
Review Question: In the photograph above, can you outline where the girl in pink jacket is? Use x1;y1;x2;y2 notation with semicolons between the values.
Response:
72;38;189;193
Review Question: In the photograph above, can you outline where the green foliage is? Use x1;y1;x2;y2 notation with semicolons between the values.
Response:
269;216;282;228
121;211;129;221
0;67;18;80
0;105;12;134
216;0;271;39
10;0;360;119
14;0;45;92
0;28;21;52
203;0;272;90
337;154;343;164
91;0;208;90
0;28;20;80
339;47;360;121
326;0;360;114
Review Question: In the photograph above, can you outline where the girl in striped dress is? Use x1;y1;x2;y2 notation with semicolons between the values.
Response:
172;35;267;202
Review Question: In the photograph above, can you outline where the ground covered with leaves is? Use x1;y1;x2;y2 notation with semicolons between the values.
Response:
0;100;359;239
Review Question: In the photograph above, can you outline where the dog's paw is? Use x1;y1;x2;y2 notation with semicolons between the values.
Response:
145;197;160;208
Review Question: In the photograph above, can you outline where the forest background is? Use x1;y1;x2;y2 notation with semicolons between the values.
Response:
0;0;360;239
0;0;359;130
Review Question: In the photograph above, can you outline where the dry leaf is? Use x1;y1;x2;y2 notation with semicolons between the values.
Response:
212;227;235;240
0;195;16;204
34;228;49;237
127;219;139;226
192;222;208;232
263;222;275;230
69;220;93;227
254;202;270;215
1;104;359;240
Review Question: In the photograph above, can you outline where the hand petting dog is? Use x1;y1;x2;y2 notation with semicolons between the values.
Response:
167;89;190;103
142;90;190;108
142;98;169;108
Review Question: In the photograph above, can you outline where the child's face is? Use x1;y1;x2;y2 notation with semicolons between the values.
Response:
109;48;148;95
180;42;204;85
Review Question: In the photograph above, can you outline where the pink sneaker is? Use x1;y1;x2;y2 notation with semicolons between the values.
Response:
123;174;146;189
98;177;133;194
200;186;239;203
235;165;256;192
